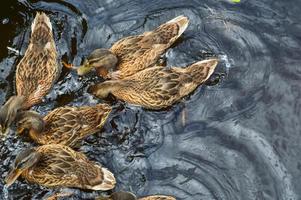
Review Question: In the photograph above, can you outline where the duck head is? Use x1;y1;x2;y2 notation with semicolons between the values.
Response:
5;147;41;187
0;96;25;135
77;49;118;78
88;81;119;99
16;111;45;135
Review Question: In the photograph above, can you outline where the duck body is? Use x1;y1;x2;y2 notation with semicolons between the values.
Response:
16;12;60;109
76;15;189;79
139;196;176;200
96;191;176;200
89;59;218;110
110;15;189;79
5;144;116;190
17;104;112;147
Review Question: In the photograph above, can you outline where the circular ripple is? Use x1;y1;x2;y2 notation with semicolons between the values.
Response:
0;0;300;199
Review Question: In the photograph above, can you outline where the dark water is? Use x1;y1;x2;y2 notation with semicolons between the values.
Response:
0;0;301;199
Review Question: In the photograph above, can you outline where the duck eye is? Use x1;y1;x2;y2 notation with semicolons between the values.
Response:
15;160;25;168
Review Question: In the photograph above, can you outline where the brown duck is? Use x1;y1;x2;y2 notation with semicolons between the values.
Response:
5;144;116;190
88;59;218;110
16;12;60;109
71;15;189;79
96;191;176;200
16;104;112;147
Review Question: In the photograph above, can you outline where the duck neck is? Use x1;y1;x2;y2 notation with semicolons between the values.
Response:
105;80;127;93
28;117;46;143
31;118;45;136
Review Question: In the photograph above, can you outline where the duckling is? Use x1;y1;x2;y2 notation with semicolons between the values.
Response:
96;191;175;200
16;12;61;109
0;95;25;135
72;15;189;79
5;144;116;190
88;59;218;110
16;104;112;147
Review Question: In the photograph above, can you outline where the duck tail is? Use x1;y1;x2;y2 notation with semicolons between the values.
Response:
185;58;219;85
91;167;116;190
94;104;112;128
30;12;54;47
166;15;189;38
147;15;189;45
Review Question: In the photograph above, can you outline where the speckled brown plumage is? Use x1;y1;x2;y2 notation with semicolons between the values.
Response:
17;104;112;147
139;195;176;200
89;59;218;110
8;144;116;190
75;16;189;79
109;15;189;79
95;191;176;200
15;12;60;109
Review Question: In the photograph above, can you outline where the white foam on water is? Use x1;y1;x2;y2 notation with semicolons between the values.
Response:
7;47;20;55
219;54;234;75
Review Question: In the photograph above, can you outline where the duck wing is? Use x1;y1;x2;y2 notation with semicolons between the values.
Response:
110;16;189;78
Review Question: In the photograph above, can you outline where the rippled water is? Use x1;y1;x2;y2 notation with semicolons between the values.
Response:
0;0;301;199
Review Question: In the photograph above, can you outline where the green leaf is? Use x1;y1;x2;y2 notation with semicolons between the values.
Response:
231;0;241;3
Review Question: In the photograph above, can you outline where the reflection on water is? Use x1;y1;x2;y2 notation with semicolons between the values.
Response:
0;0;301;199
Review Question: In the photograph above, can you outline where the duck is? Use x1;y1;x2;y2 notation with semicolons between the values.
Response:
138;195;175;200
69;15;189;79
0;95;25;135
5;144;116;190
16;12;61;109
96;191;176;200
88;58;218;110
16;103;112;147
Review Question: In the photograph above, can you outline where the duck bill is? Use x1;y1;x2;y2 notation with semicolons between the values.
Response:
5;168;23;187
77;65;93;76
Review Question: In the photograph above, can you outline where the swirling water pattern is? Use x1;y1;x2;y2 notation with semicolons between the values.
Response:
0;0;300;199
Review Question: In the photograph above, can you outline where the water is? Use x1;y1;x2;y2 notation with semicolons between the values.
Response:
0;0;300;199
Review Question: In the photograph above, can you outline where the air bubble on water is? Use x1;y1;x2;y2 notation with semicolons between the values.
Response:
219;54;234;74
219;54;232;69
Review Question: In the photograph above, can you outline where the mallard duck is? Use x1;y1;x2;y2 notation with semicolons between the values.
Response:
16;12;60;109
0;95;25;135
96;191;176;200
16;104;112;147
71;15;189;79
138;196;175;200
88;59;218;110
5;144;116;190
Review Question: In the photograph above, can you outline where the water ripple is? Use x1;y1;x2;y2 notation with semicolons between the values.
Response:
0;0;300;199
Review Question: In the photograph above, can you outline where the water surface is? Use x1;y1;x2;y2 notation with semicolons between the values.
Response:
0;0;300;199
